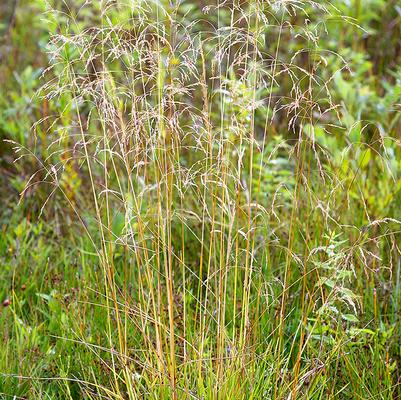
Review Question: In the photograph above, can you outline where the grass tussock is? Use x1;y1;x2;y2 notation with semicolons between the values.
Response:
1;0;401;399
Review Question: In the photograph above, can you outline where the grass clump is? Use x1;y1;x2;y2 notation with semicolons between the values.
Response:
1;0;401;399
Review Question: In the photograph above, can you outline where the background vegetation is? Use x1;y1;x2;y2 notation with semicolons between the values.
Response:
1;0;401;399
